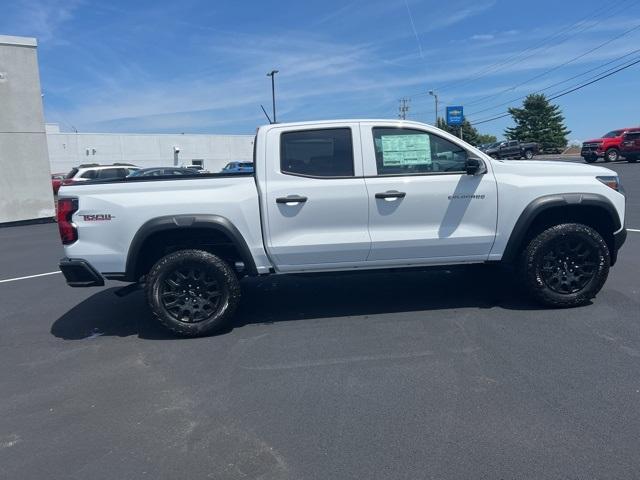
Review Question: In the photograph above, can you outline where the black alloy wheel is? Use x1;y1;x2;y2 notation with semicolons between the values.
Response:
539;236;599;294
520;223;609;308
160;265;222;323
146;249;240;337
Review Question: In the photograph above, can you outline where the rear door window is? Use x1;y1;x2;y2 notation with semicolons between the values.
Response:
280;128;354;177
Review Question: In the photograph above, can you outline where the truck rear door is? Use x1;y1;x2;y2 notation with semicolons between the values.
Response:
261;123;370;271
360;122;498;263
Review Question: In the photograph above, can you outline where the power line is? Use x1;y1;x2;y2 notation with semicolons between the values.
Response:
402;0;638;100
432;0;637;94
465;47;640;120
464;22;640;109
470;57;640;126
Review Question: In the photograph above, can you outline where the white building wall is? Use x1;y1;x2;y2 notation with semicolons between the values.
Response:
47;131;255;174
0;35;54;223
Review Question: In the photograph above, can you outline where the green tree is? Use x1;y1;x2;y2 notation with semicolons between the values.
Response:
436;118;495;146
505;94;571;150
477;133;497;145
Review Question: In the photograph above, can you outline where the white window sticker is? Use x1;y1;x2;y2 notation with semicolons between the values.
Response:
381;134;431;166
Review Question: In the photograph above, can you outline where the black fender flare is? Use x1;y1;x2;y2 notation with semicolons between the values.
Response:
501;193;622;263
124;214;258;281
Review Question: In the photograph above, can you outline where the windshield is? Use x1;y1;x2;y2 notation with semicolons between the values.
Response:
602;130;623;138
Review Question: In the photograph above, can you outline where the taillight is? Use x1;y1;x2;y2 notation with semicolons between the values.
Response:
57;198;79;245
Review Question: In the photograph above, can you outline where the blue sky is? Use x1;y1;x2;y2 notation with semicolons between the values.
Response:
2;0;639;141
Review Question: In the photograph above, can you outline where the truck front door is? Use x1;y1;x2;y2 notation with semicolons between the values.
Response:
360;123;498;263
262;124;371;271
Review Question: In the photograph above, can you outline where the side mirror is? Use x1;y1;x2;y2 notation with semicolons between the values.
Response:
465;157;483;175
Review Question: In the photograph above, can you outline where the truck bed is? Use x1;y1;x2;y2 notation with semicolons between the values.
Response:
58;174;271;275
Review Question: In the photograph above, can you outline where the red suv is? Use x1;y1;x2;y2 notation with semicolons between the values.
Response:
620;128;640;163
581;127;638;163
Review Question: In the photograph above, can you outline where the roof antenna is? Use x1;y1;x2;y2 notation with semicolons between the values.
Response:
260;104;273;124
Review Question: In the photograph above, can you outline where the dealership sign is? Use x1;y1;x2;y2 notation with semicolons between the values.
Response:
446;106;464;126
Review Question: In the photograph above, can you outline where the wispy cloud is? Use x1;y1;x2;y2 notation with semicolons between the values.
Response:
9;0;82;43
421;0;497;33
404;0;424;58
471;34;495;41
23;0;640;139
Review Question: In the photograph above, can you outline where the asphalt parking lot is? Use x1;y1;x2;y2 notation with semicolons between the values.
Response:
1;157;639;479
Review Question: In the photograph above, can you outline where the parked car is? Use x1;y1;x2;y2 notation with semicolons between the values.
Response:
484;140;539;159
221;161;254;173
183;165;209;173
581;128;638;163
128;167;200;177
57;119;626;337
63;164;139;185
51;173;65;194
620;128;640;163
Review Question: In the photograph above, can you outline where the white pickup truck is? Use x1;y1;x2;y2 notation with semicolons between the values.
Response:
57;120;627;337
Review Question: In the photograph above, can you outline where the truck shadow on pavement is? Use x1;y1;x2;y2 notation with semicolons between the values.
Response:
51;264;556;340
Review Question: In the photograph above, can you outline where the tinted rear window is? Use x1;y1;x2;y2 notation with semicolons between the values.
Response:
280;128;354;177
97;168;127;179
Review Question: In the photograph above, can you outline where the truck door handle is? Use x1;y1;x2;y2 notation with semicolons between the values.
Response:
276;195;308;204
375;191;406;200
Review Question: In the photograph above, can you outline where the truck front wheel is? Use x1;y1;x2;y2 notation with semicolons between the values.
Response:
523;149;534;160
605;148;619;162
146;249;240;337
520;223;609;308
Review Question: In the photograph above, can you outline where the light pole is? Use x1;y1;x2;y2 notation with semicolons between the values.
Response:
266;70;279;123
428;89;438;126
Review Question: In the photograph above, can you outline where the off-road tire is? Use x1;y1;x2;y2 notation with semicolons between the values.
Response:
146;249;240;337
583;156;597;163
605;148;619;162
520;223;610;308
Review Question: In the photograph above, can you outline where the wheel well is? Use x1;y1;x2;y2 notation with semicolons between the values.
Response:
518;205;616;257
132;228;246;280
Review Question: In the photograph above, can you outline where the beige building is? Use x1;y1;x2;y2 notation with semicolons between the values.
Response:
0;35;54;224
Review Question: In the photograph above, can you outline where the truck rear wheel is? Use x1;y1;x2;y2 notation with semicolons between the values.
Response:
146;249;240;337
520;223;609;308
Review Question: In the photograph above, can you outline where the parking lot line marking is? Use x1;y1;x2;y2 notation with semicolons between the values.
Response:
628;228;640;233
0;271;61;284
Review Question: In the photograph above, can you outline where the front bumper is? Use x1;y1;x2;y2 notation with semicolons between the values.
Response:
581;148;603;158
59;258;105;287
